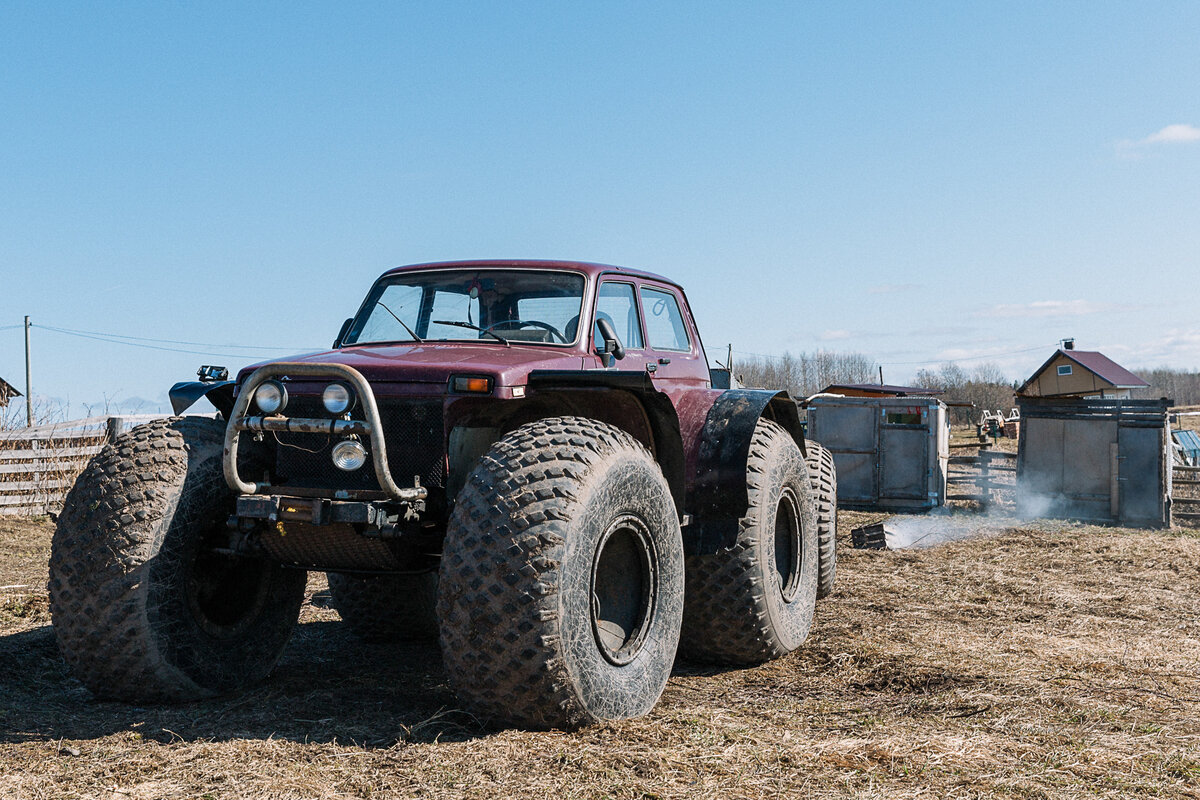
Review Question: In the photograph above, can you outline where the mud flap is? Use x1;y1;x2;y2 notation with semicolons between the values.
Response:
686;389;804;555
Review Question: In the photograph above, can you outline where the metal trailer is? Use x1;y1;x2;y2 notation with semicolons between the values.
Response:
1016;397;1172;528
806;396;950;511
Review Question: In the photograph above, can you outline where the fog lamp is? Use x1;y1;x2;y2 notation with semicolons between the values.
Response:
331;439;368;471
322;382;354;414
255;381;287;414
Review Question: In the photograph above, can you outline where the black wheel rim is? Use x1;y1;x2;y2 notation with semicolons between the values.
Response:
774;487;803;602
590;514;658;666
186;549;272;638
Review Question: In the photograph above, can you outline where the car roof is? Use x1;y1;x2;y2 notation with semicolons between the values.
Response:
379;259;681;289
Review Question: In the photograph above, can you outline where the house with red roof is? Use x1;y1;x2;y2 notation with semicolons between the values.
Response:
1017;346;1149;399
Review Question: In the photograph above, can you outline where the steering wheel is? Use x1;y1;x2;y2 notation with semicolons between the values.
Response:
484;319;568;343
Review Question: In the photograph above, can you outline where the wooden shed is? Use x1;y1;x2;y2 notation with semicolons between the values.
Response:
1017;348;1148;400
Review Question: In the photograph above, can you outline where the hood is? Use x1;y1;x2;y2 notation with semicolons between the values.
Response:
238;342;585;387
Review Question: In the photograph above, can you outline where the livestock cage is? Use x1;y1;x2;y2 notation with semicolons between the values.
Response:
806;396;950;511
1016;397;1171;528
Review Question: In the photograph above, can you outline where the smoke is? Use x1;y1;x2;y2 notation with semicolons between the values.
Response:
881;509;1013;549
881;493;1058;549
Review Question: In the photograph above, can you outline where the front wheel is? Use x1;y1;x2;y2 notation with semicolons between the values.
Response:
437;417;684;729
49;417;306;701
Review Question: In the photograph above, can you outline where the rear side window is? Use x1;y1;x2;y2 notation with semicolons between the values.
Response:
639;286;690;351
594;282;644;350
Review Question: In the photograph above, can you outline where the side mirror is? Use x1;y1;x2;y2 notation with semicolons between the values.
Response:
333;318;353;349
594;317;625;365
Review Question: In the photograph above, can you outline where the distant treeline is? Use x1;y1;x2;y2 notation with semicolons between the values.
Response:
732;351;878;399
733;354;1200;423
912;362;1016;426
1131;368;1200;407
734;353;1016;426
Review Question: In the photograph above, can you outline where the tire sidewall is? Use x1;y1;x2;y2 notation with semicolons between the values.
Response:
753;434;818;653
145;450;306;693
559;450;684;720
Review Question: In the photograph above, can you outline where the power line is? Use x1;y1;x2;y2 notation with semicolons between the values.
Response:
35;325;312;360
34;323;318;352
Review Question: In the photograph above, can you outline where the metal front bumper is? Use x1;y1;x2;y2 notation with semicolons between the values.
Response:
222;362;428;503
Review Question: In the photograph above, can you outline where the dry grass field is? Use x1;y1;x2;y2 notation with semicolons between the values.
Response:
3;511;1200;799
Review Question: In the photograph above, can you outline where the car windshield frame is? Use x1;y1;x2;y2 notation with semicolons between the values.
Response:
343;268;589;348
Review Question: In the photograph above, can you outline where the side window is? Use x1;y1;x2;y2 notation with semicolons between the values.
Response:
594;282;644;350
639;286;690;351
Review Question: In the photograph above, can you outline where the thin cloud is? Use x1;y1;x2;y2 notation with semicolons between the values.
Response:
1141;123;1200;145
1117;123;1200;157
981;300;1139;319
819;329;854;341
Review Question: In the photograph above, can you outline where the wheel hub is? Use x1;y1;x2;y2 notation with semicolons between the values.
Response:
774;487;803;602
590;514;658;666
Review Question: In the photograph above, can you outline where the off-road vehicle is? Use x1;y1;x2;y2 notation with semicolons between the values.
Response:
49;260;837;729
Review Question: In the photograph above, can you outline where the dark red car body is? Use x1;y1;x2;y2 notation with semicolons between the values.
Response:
182;260;805;564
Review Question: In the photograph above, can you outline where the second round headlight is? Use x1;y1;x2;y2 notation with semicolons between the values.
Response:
322;382;354;414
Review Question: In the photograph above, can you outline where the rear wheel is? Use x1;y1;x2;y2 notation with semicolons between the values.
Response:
805;440;838;598
328;570;438;642
681;418;818;664
49;417;306;701
437;417;684;729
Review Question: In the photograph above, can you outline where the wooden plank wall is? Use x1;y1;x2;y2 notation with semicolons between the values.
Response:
0;415;170;516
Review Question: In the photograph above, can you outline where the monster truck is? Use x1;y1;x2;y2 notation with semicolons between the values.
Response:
48;260;837;729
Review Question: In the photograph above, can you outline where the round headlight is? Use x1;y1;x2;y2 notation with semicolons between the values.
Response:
331;439;368;471
322;382;353;414
255;381;287;414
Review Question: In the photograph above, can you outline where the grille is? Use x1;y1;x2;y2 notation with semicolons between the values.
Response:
264;395;445;497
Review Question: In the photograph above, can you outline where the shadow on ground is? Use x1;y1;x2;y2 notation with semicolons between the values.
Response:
0;619;480;748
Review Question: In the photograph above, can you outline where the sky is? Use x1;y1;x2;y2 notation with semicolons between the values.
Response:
2;2;1199;417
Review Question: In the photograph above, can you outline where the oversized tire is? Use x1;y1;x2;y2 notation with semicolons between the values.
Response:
328;570;438;642
680;418;818;664
437;417;684;730
49;417;306;702
805;439;838;599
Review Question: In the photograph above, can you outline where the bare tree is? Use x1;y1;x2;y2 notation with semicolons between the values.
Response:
735;350;878;398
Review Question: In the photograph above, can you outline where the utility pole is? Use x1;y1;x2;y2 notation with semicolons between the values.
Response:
24;315;32;427
879;365;884;386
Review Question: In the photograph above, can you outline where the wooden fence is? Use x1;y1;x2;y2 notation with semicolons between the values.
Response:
0;415;171;516
946;446;1017;509
1173;464;1200;526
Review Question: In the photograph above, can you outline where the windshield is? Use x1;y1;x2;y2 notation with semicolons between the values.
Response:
344;269;587;346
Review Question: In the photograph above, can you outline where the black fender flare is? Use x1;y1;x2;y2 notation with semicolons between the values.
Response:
686;389;805;555
526;370;685;516
169;380;235;418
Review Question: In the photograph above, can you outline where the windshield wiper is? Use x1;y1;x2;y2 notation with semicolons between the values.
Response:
378;302;423;342
433;320;509;346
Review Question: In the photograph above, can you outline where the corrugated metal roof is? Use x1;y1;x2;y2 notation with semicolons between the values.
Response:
1060;350;1148;388
821;383;945;396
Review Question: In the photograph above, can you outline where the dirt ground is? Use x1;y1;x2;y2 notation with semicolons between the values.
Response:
3;512;1200;800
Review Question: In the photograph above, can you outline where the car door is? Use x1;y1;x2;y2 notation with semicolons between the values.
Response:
636;283;709;388
591;279;647;363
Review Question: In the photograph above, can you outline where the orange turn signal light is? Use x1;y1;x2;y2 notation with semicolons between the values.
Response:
452;376;493;394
